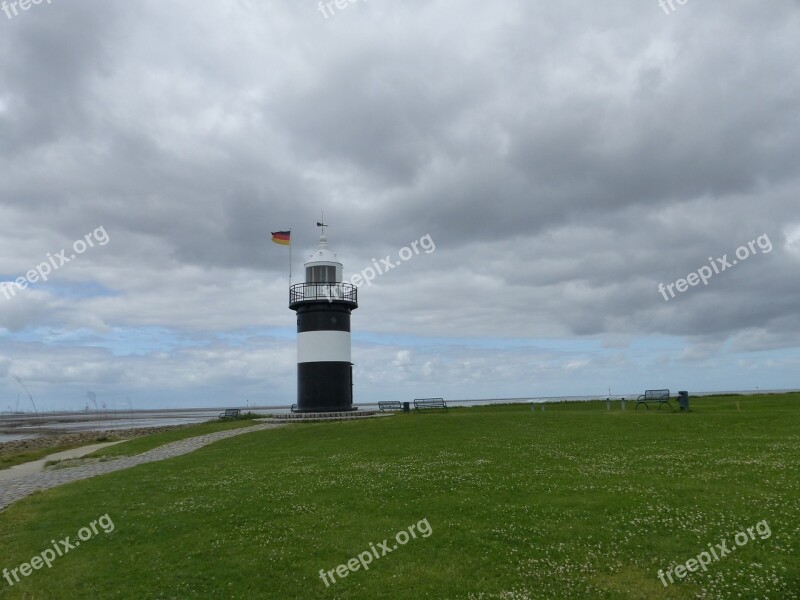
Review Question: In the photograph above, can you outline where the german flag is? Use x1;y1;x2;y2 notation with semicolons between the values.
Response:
271;231;291;246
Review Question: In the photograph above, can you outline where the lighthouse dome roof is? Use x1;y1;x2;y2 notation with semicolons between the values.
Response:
305;235;341;266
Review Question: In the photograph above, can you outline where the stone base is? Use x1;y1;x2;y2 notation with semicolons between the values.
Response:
254;410;388;423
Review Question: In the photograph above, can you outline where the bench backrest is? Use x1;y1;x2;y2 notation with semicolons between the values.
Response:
224;409;239;416
644;389;669;400
414;398;445;405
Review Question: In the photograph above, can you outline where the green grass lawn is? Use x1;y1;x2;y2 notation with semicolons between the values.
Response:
0;395;798;599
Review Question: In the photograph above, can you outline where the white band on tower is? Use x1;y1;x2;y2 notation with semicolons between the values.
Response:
297;331;352;364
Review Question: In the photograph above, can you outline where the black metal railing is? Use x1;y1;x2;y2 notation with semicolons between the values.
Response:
289;282;358;307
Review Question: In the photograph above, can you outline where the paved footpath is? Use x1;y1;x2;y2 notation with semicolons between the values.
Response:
0;423;283;512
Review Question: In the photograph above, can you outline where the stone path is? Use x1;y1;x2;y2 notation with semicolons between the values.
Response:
0;423;283;512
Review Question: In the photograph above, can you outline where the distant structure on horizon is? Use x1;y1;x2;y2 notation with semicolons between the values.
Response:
288;223;358;412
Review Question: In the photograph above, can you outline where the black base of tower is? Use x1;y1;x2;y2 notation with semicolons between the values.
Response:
296;361;355;413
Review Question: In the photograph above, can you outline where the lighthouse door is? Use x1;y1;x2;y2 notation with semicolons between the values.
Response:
350;363;354;403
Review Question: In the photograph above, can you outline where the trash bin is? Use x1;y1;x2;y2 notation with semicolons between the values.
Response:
402;401;410;413
677;391;689;412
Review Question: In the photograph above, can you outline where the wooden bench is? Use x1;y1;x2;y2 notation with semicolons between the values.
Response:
635;389;672;410
218;408;240;420
378;401;403;412
413;398;447;412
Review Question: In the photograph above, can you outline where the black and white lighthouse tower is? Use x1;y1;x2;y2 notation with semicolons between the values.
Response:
289;224;358;412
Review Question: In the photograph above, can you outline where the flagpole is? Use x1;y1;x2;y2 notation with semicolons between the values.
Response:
271;231;292;284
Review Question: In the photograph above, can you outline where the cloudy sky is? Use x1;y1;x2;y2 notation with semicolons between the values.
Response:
1;0;799;411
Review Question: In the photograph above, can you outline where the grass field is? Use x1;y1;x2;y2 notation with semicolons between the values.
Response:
0;394;798;599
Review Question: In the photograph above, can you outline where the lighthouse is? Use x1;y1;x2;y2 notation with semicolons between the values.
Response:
289;224;358;412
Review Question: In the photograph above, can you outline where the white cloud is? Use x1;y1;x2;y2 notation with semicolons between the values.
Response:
1;0;799;408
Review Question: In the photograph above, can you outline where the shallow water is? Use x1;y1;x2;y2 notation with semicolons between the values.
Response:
0;432;41;443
